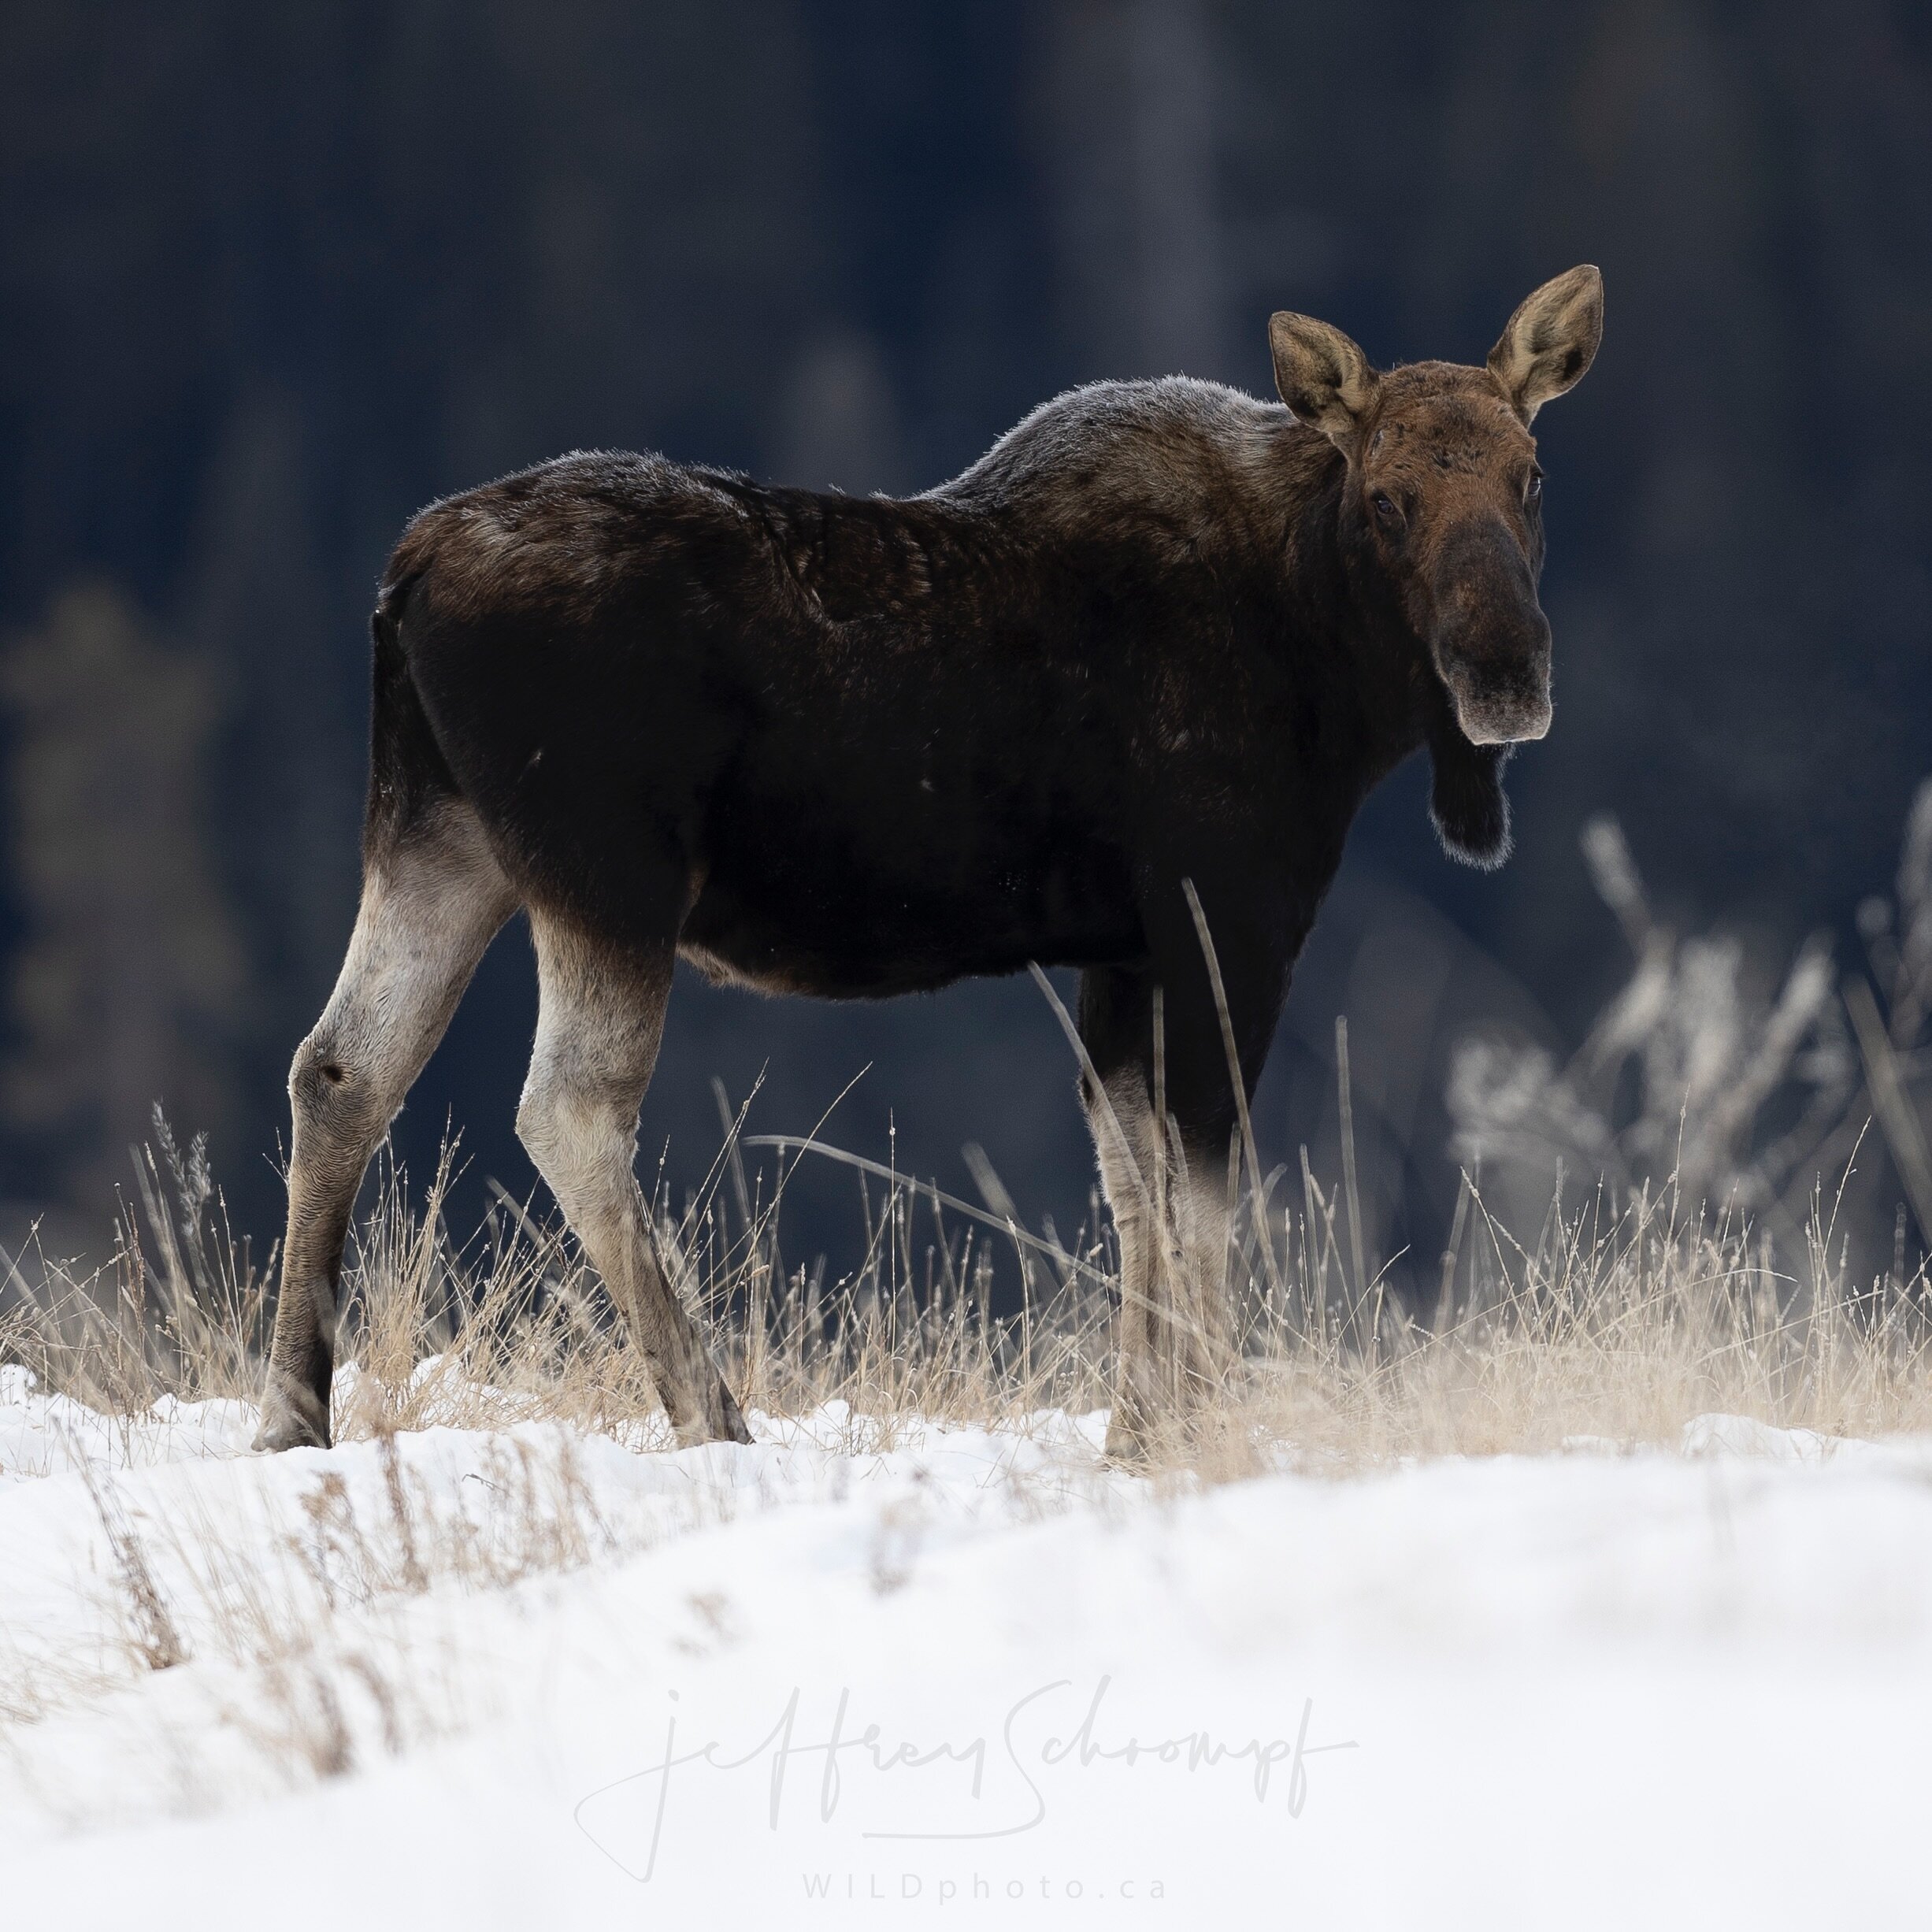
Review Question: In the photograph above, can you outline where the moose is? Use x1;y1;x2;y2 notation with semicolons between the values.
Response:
256;265;1604;1462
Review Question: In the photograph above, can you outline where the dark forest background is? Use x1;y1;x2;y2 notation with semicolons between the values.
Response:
2;1;1929;1289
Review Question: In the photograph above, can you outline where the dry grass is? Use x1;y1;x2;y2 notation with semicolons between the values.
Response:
0;1411;708;1811
2;1081;1930;1479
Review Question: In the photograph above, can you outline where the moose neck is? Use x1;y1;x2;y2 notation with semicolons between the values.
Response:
1281;437;1433;781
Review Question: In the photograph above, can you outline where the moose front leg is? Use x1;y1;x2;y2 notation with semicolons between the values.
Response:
1077;892;1285;1463
1086;1075;1233;1462
1078;968;1244;1462
1083;1060;1174;1459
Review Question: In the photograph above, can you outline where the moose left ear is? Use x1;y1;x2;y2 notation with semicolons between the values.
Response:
1487;265;1604;423
1269;311;1379;443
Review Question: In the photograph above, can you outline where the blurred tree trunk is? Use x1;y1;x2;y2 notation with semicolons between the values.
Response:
187;387;360;1046
1032;0;1228;381
1;584;246;1209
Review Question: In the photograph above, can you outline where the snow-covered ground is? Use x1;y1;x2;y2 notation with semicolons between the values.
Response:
3;1366;1930;1928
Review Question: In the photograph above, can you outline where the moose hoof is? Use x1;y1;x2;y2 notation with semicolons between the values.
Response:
252;1380;331;1453
1103;1396;1174;1469
672;1380;755;1448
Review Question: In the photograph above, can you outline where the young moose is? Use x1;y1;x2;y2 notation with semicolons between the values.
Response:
257;265;1604;1461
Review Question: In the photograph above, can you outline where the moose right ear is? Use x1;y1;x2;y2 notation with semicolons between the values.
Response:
1268;312;1379;443
1487;265;1603;423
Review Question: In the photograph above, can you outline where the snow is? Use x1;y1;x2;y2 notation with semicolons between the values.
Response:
3;1375;1930;1927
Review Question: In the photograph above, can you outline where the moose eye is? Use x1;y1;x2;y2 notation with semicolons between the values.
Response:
1372;492;1400;524
1525;470;1544;502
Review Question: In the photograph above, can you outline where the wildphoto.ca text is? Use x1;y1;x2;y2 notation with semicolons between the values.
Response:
803;1871;1170;1904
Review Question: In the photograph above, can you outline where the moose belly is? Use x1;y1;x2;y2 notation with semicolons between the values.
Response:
680;782;1143;999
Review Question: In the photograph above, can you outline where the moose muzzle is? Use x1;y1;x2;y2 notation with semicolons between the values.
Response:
1429;519;1553;745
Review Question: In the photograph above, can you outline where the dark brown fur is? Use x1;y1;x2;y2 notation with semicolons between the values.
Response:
256;269;1602;1460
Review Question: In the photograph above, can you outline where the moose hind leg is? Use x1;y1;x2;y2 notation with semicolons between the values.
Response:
258;802;517;1452
516;918;751;1447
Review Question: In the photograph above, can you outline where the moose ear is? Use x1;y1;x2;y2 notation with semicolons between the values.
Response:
1487;265;1603;423
1268;312;1379;442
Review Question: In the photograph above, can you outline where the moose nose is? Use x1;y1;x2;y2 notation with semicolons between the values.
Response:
1432;522;1552;744
1459;683;1551;745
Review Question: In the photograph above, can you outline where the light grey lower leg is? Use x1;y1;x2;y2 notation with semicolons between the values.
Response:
1092;1070;1174;1459
258;803;517;1451
516;918;749;1446
1091;1071;1228;1461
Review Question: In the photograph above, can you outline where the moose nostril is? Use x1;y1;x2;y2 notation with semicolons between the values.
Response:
320;1062;345;1085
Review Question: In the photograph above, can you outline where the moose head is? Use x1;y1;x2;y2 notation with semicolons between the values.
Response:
1269;265;1604;860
